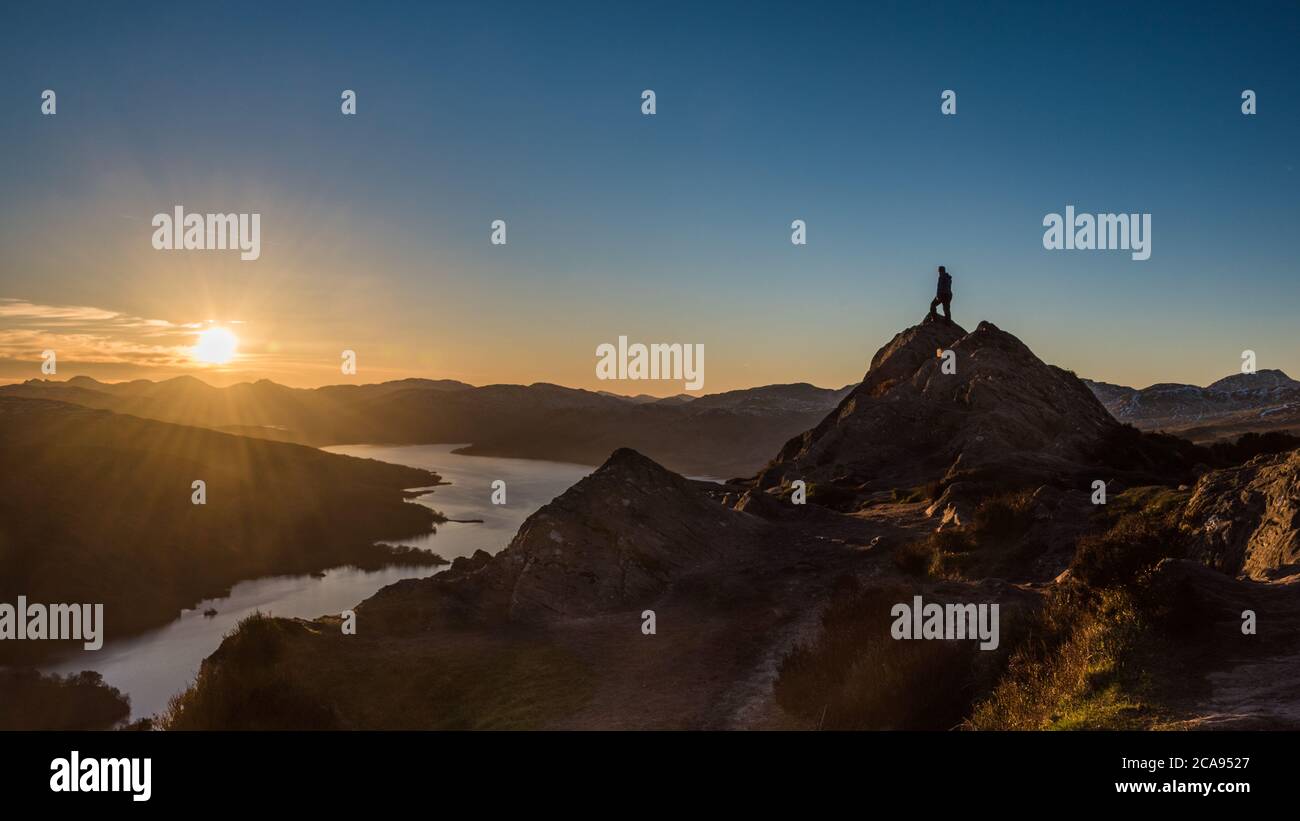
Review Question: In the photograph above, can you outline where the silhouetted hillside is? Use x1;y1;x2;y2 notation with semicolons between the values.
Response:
0;397;443;663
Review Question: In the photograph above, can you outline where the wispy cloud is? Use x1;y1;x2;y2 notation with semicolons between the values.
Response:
0;300;122;322
0;298;200;365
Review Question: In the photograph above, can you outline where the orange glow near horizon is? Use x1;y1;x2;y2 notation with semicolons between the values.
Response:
191;327;239;365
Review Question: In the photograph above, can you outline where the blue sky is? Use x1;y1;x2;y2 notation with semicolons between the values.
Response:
1;0;1297;391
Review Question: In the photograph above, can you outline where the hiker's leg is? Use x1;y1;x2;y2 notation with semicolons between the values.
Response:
929;297;941;317
942;297;952;321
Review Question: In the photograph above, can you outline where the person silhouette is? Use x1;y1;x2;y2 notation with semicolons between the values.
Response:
929;265;953;323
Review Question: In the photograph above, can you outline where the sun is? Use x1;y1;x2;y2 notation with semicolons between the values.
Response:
191;327;239;365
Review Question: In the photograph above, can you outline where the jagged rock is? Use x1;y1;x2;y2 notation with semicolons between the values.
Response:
448;549;493;575
756;316;1120;497
1182;450;1300;579
735;488;788;519
925;481;974;530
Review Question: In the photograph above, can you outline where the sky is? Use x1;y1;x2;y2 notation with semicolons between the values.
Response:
1;0;1297;394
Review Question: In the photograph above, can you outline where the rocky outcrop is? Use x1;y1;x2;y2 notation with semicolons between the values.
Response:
493;448;766;618
359;448;767;629
756;315;1121;497
925;482;973;529
1182;450;1300;579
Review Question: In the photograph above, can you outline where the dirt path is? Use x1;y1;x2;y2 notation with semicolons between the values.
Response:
1169;652;1300;729
1155;568;1300;730
544;502;934;729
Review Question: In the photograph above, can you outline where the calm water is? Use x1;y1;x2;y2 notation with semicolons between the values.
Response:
41;444;592;720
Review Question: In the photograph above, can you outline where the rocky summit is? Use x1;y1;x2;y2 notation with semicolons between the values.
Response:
756;315;1120;496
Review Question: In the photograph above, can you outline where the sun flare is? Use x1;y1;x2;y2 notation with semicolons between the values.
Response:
191;327;239;365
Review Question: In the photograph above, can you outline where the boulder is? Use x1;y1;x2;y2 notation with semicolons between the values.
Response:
1182;450;1300;579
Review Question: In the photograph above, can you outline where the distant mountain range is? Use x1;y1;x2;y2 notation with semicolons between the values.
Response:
1083;369;1300;442
9;363;1297;480
0;376;854;477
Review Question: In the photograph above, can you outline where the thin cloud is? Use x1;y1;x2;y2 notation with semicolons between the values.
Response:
0;300;122;322
0;298;208;365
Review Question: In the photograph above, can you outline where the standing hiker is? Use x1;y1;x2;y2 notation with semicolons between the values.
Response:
929;265;953;322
